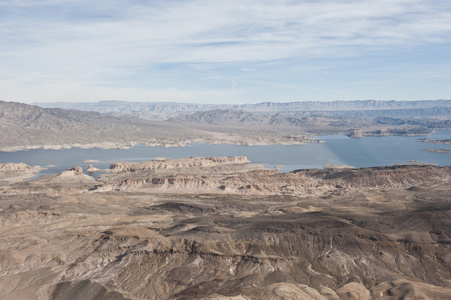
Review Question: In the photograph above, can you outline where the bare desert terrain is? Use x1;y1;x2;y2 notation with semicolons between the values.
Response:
0;157;450;299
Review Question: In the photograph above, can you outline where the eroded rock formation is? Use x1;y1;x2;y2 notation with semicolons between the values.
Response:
86;164;101;172
0;157;450;299
109;156;250;172
0;162;32;171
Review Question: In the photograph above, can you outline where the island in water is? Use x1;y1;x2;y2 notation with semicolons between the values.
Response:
422;149;451;154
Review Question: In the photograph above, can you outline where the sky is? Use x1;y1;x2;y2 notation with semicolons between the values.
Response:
1;0;451;104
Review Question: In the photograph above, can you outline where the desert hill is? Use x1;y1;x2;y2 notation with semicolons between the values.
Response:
168;109;268;125
1;100;450;151
35;99;451;120
0;101;198;150
167;109;314;128
0;101;321;150
167;108;440;137
0;157;450;299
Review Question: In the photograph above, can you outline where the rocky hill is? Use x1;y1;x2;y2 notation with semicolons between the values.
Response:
0;101;324;150
168;109;269;125
94;158;451;195
109;156;251;172
0;157;450;299
0;101;199;151
1;101;449;151
35;99;451;120
168;109;442;137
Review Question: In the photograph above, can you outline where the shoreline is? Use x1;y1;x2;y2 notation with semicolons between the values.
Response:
0;141;190;152
416;138;451;145
1;132;450;181
0;138;323;153
2;160;448;184
4;130;451;153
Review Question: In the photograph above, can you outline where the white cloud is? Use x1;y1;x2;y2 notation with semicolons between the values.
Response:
1;0;451;102
0;75;244;103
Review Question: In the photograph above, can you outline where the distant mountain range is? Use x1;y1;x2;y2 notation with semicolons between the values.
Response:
1;100;450;151
0;101;193;150
34;100;451;120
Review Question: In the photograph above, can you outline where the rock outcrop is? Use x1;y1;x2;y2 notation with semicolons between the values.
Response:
293;165;451;188
109;156;250;172
66;166;83;174
20;166;98;192
0;163;38;184
423;148;451;154
0;162;32;171
95;164;451;195
416;138;451;145
86;164;101;172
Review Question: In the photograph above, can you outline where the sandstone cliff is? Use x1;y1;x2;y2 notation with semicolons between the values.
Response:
109;156;250;172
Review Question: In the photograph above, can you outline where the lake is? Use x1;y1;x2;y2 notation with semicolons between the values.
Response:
0;131;450;178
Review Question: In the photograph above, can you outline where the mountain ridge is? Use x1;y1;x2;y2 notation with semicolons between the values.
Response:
34;99;451;120
0;100;193;150
1;100;450;151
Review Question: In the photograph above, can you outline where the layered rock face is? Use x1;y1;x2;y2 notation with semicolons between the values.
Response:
109;156;250;172
0;163;38;184
96;162;451;196
0;163;32;171
0;157;450;299
294;165;451;188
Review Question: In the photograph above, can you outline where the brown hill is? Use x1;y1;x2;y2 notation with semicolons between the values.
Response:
0;101;194;150
0;101;446;151
168;109;269;125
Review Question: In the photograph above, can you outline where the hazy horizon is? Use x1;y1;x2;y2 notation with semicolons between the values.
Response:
24;98;451;106
2;98;451;106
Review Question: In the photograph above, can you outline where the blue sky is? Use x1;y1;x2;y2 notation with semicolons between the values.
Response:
1;0;451;103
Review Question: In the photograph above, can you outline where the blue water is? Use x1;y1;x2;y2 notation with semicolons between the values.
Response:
0;131;450;177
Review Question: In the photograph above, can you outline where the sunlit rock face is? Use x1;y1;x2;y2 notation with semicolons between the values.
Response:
0;157;450;299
